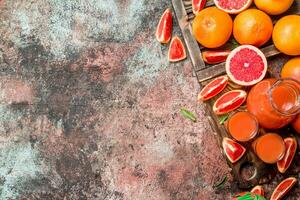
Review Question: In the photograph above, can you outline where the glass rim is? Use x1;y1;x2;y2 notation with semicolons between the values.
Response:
268;78;300;116
226;111;259;142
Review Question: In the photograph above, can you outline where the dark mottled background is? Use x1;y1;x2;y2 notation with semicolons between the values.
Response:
0;0;299;199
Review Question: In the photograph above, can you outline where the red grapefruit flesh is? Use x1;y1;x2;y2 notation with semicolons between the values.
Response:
202;50;231;64
251;185;264;196
213;90;247;115
156;9;172;44
271;177;297;200
226;45;268;86
214;0;253;14
198;76;228;101
277;137;297;173
192;0;207;15
222;137;246;163
168;36;187;62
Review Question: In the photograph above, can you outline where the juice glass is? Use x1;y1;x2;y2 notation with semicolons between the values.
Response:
247;78;300;129
253;133;285;164
226;111;258;142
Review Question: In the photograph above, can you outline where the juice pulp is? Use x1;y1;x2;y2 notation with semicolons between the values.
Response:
247;78;298;129
254;133;285;164
227;112;258;142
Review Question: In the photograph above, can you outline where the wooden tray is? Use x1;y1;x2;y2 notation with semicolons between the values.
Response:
172;0;300;188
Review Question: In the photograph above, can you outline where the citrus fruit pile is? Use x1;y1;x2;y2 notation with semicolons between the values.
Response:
194;1;300;198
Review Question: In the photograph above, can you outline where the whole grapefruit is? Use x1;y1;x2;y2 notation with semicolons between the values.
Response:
273;15;300;56
233;9;273;47
281;57;300;81
254;0;294;15
192;7;233;48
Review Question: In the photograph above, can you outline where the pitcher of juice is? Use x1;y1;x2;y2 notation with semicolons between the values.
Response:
247;78;300;129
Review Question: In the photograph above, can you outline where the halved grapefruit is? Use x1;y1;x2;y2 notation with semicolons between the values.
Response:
222;137;246;163
168;36;187;62
270;177;297;200
277;137;297;173
213;90;247;115
226;45;268;86
192;0;207;15
156;8;172;44
198;76;228;101
251;185;264;196
214;0;253;14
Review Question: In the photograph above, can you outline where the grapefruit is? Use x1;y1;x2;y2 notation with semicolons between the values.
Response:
254;0;294;15
192;0;207;15
270;177;297;200
214;0;253;14
192;7;233;48
156;8;172;44
168;36;186;62
198;76;228;101
281;57;300;81
233;9;273;47
225;45;267;86
292;114;300;134
222;137;246;163
251;185;264;196
277;137;297;173
213;90;247;115
273;15;300;56
202;50;231;64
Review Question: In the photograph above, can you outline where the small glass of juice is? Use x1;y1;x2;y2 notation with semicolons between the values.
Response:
226;111;258;142
253;133;285;164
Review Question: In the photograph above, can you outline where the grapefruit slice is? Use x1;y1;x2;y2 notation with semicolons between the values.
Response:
226;45;268;86
198;76;228;101
156;8;172;44
222;137;246;163
214;0;253;14
213;90;247;115
192;0;207;15
202;50;231;64
277;137;297;173
270;177;297;200
168;36;187;62
251;185;264;196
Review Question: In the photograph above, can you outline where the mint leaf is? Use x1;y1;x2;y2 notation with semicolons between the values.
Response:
180;108;197;122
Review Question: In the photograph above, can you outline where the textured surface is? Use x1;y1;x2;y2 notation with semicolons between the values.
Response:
0;0;298;199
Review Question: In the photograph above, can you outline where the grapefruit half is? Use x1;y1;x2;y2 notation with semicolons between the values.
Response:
214;0;253;14
225;45;267;86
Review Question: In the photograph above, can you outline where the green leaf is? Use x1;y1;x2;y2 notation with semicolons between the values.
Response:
230;38;239;50
237;193;266;200
219;114;229;125
180;108;197;122
213;175;227;190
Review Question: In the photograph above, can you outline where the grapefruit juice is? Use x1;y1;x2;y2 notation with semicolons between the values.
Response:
253;133;285;164
227;112;258;142
247;78;300;129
